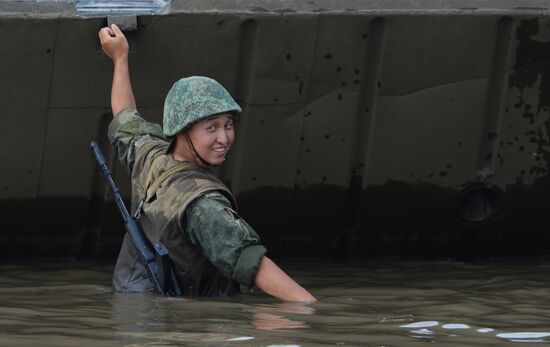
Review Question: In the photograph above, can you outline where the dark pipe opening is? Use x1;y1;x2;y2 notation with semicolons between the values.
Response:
455;183;505;260
456;183;504;225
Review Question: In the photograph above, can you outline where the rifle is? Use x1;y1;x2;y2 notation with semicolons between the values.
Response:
90;141;182;296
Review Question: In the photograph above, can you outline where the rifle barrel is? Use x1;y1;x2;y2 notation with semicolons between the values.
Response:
90;141;131;222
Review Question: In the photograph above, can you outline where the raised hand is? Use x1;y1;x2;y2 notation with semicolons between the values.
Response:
98;24;129;63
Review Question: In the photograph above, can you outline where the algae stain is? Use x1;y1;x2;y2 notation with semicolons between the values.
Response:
509;19;550;177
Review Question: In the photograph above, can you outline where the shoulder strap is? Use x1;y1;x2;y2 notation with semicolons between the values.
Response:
146;161;194;203
143;152;164;196
134;149;193;218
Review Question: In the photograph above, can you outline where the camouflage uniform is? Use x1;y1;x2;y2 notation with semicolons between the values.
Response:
108;109;266;296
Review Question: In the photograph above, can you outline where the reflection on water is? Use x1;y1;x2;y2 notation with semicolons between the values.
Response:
1;258;550;346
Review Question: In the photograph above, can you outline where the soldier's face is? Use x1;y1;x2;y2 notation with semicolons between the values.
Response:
188;113;235;167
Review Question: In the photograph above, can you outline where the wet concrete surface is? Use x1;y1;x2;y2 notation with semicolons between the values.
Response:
2;5;550;260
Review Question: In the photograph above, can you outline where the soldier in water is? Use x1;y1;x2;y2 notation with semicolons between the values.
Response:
98;24;316;302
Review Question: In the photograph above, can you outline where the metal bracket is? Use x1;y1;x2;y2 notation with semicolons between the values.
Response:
107;15;138;32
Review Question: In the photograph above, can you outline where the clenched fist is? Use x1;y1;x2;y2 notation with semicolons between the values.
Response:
98;24;129;63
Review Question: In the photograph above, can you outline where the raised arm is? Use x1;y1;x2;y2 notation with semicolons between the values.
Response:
98;24;136;116
254;256;317;303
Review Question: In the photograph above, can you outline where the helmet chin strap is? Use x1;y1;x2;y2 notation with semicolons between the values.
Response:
185;133;217;167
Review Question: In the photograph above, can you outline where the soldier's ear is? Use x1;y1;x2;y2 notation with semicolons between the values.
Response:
176;131;192;149
176;131;187;141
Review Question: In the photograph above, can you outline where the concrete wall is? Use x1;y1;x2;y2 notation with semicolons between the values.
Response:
2;1;550;260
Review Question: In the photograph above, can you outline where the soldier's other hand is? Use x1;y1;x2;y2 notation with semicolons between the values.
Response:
98;24;129;63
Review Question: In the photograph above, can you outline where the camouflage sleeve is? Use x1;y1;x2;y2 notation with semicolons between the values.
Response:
107;108;164;174
183;191;267;288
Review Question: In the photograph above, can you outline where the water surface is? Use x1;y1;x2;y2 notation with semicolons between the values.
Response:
1;258;550;346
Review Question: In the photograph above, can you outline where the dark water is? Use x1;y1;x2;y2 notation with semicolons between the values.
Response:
1;258;550;346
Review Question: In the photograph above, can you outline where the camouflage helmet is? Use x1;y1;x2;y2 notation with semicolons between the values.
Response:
163;76;242;137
